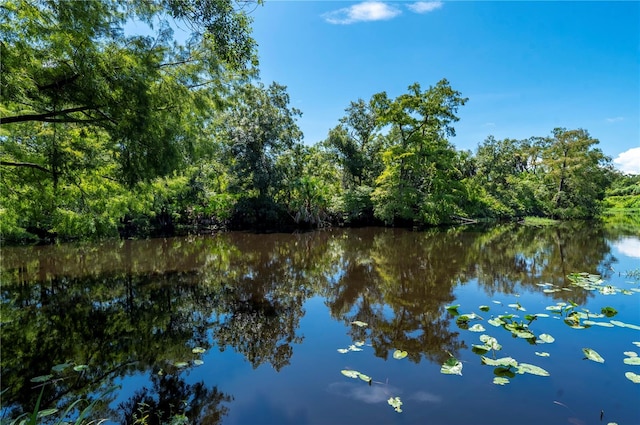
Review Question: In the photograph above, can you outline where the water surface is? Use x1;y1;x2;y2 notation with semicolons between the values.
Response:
1;222;639;424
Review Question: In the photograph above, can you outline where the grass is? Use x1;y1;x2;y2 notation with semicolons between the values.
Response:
520;216;560;226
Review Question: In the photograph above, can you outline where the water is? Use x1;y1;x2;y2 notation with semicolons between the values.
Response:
1;222;639;425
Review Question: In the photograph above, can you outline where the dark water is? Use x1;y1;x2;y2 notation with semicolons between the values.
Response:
1;222;639;425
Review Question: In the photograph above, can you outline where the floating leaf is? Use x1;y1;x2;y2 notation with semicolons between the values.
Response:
543;288;561;293
624;351;638;357
493;366;516;378
30;374;53;383
517;363;550;376
634;342;640;347
337;348;349;354
348;344;363;352
351;321;368;327
193;359;204;366
468;324;485;332
51;363;73;373
508;303;526;311
445;304;460;313
583;320;614;327
73;365;89;372
354;341;365;346
539;334;555;343
601;307;618;317
192;347;206;354
387;396;403;413
535;352;550;357
623;357;640;365
492;300;502;304
625;372;640;383
611;320;640;330
488;318;504;327
481;356;518;368
358;373;372;383
341;370;360;379
479;335;501;351
174;362;189;368
479;305;490;312
441;357;463;375
513;330;535;339
472;345;490;355
583;348;605;363
493;377;510;385
535;313;550;318
393;350;408;360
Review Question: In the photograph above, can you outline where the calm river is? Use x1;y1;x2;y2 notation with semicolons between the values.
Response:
1;222;639;425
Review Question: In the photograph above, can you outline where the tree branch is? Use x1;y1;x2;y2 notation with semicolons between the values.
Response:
0;106;98;125
0;161;51;174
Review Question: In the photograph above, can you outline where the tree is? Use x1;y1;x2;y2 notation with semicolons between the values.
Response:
537;128;613;218
370;80;468;225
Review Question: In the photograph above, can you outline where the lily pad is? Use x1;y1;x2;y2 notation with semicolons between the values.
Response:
387;396;403;413
51;362;73;373
30;374;53;383
583;320;614;328
479;335;501;351
624;351;638;357
539;334;555;343
479;305;490;312
193;359;204;366
625;372;640;383
174;362;189;368
583;348;605;363
601;307;618;317
634;342;640;347
441;357;463;375
468;324;485;332
517;363;550;376
623;357;640;365
351;321;368;327
393;349;408;360
472;345;490;355
348;344;363;352
493;377;510;385
535;352;550;357
337;348;349;354
481;356;518;368
341;369;361;379
192;347;206;354
488;318;504;327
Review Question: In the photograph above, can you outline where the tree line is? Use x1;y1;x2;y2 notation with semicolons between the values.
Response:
0;0;633;243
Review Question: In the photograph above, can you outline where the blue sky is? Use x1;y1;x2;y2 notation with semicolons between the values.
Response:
249;1;640;173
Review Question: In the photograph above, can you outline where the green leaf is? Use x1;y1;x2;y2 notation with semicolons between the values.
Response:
174;362;189;368
441;357;463;375
471;345;490;355
193;359;204;366
513;330;535;339
623;357;640;365
387;396;403;413
633;342;640;347
583;348;605;363
625;372;640;383
479;305;490;312
517;363;550;376
192;347;206;354
341;370;360;379
468;324;485;332
601;306;618;317
539;334;555;343
493;377;510;385
351;320;368;327
481;356;518;368
445;304;460;313
479;335;501;351
392;349;408;360
51;363;73;373
488;318;505;327
535;352;550;357
583;320;614;327
37;408;59;418
358;373;372;383
624;351;638;357
337;348;349;354
30;374;53;383
73;365;89;372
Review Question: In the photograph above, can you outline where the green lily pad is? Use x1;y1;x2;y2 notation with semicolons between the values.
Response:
393;349;408;360
488;318;504;327
348;344;363;352
341;369;361;379
517;363;550;376
508;303;526;311
583;320;614;327
193;359;204;366
337;348;349;354
535;313;550;318
472;345;490;355
623;357;640;365
625;372;640;383
479;335;502;351
192;347;206;354
624;351;638;357
351;321;368;327
479;305;490;312
513;330;535;339
481;356;518;368
601;306;618;317
535;352;550;357
493;377;510;385
30;374;53;383
358;373;372;382
634;342;640;347
583;348;605;363
387;396;403;413
51;362;73;373
441;357;463;375
611;321;640;330
468;324;485;332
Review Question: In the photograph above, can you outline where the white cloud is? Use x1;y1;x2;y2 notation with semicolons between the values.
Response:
613;237;640;259
407;1;443;13
606;116;624;123
323;1;401;24
613;147;640;175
